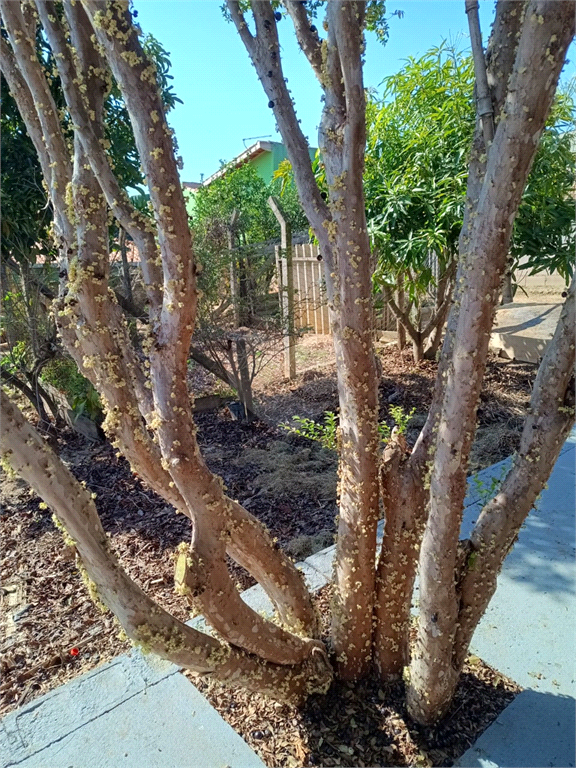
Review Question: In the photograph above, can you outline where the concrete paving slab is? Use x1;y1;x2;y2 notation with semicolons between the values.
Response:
554;446;576;474
560;426;576;450
490;302;561;364
296;560;331;592
454;689;575;768
0;652;175;767
452;433;576;766
462;460;575;696
0;654;264;768
304;544;335;578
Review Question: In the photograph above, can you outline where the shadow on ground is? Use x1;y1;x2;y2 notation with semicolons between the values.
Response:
455;688;575;768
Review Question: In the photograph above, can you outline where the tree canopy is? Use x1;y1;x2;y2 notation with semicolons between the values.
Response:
365;45;474;296
365;45;575;294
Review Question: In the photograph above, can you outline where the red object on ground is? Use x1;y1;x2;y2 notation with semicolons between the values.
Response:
69;647;79;656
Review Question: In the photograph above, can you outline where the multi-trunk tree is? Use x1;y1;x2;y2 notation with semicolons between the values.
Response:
1;0;574;726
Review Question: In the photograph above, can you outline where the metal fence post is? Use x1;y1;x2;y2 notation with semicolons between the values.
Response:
268;196;296;380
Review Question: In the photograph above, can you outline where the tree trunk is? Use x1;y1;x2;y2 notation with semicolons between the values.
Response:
373;434;428;677
422;257;456;360
0;368;50;424
0;390;332;701
19;261;40;360
501;269;514;304
228;0;381;680
235;338;255;420
411;336;424;364
119;227;133;305
227;213;256;418
453;279;575;668
407;1;575;724
396;274;406;351
1;0;328;692
4;0;574;719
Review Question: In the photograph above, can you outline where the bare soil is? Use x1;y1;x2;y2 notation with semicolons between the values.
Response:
0;338;535;763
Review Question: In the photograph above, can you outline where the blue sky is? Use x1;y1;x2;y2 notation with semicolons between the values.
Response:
132;1;571;183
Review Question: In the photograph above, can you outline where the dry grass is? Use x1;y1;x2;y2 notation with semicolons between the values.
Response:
236;440;338;500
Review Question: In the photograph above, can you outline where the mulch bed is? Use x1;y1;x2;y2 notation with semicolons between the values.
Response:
1;344;534;761
187;585;521;768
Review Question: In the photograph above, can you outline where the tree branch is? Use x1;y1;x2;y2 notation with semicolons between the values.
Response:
35;0;163;319
188;345;235;389
1;368;49;422
283;0;323;80
465;0;495;144
0;390;332;702
226;1;331;266
387;295;418;341
329;1;366;163
420;260;456;340
485;1;528;112
413;0;535;465
408;0;575;721
453;277;575;667
0;5;74;250
82;0;196;354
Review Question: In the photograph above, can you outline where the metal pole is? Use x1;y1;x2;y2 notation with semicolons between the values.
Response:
268;196;296;379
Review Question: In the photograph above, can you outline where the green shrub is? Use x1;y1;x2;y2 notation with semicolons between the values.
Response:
282;406;416;451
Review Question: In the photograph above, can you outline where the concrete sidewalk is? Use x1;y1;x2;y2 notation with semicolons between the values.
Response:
0;652;266;768
455;429;575;768
489;301;562;364
1;431;574;768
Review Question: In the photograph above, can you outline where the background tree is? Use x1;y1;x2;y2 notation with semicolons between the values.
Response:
365;44;575;360
1;74;60;421
365;45;473;362
189;162;308;417
0;22;181;420
508;87;575;288
1;0;574;729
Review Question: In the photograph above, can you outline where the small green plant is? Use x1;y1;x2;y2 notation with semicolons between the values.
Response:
284;411;339;451
389;405;416;435
41;357;102;422
71;384;102;423
0;340;30;376
378;421;391;443
282;406;416;451
471;462;509;506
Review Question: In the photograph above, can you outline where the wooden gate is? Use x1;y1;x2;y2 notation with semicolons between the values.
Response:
290;243;330;334
287;243;396;335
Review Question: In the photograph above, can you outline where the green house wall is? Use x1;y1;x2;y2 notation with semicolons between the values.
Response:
185;141;317;217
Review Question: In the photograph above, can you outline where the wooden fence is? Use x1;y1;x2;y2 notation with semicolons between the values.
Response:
288;243;396;335
291;243;330;334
